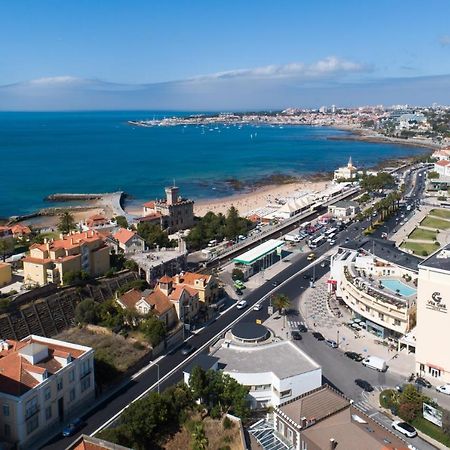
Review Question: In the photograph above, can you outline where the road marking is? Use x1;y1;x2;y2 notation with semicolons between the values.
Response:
90;255;330;437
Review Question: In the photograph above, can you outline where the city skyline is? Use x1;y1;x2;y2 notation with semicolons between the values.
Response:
1;0;450;110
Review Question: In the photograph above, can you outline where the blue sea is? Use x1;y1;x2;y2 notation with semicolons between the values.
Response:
0;111;425;218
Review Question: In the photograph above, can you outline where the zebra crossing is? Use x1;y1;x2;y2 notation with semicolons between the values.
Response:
354;385;392;426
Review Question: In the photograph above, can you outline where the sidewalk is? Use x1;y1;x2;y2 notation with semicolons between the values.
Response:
297;277;415;378
391;205;431;247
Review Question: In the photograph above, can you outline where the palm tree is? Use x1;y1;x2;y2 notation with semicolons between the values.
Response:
192;423;208;450
272;294;291;314
57;211;76;234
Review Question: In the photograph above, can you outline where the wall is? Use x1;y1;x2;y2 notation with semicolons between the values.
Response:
0;263;12;287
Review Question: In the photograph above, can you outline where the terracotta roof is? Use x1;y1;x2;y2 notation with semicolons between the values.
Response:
32;230;104;252
436;160;450;167
113;228;137;245
68;434;133;450
118;288;173;316
22;256;52;264
176;272;211;287
137;213;162;222
143;201;155;209
9;224;32;235
159;275;173;283
118;289;146;309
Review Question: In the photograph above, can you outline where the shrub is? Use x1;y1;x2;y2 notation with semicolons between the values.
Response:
422;250;429;256
223;416;234;430
231;268;244;281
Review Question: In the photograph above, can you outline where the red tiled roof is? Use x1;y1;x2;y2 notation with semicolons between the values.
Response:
143;201;155;209
137;213;162;222
113;228;137;245
159;275;173;283
436;160;450;166
118;288;173;316
117;289;143;309
9;224;32;235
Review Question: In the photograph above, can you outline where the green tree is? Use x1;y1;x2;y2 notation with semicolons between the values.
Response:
62;270;90;285
0;239;13;262
189;365;209;401
75;298;100;325
272;293;291;313
137;222;171;249
124;259;139;272
427;171;439;180
224;206;244;240
191;422;208;450
115;215;128;229
57;211;76;234
140;315;166;347
231;268;245;281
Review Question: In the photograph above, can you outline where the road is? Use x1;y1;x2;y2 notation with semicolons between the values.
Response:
42;164;433;450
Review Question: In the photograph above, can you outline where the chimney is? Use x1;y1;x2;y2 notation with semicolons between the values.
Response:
329;438;338;450
59;233;64;239
300;417;307;428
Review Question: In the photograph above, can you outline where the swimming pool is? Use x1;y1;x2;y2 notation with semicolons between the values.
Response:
380;279;416;297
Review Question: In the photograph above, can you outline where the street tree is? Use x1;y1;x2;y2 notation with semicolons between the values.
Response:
57;211;76;234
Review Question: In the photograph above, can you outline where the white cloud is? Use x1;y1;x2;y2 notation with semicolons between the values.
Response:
194;56;370;81
439;35;450;46
27;76;84;85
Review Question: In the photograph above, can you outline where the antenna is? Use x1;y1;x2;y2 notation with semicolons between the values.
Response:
173;178;176;187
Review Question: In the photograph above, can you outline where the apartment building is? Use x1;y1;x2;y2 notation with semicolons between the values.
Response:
23;230;110;286
0;335;94;450
0;262;12;287
330;240;420;339
172;272;220;307
416;245;450;383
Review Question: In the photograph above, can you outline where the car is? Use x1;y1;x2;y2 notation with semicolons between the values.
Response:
253;304;262;311
312;332;325;341
236;289;243;296
391;420;417;438
415;377;432;388
325;339;338;348
345;237;350;242
62;418;85;437
320;261;327;267
291;330;302;340
181;344;196;356
355;379;374;392
307;253;316;261
272;280;279;287
297;324;308;333
436;384;450;395
236;300;248;309
344;351;363;362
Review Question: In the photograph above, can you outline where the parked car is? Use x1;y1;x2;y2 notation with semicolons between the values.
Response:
181;344;196;356
320;261;327;267
325;339;338;348
297;324;308;333
436;384;450;395
345;351;363;362
236;289;243;296
253;304;262;311
354;379;374;392
415;377;431;389
391;420;417;438
236;300;248;309
291;331;302;341
62;418;85;437
312;332;325;341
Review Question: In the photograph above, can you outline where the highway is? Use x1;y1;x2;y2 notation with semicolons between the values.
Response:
42;164;432;450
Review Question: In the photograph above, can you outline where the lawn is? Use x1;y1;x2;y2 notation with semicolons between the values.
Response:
408;228;437;241
420;216;450;230
412;417;450;447
430;208;450;220
401;241;439;257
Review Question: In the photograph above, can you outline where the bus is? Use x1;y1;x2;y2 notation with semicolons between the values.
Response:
326;233;337;242
309;235;326;248
325;227;337;237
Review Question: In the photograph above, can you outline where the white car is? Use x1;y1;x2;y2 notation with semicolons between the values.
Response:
391;420;417;438
253;304;262;311
436;384;450;395
236;300;248;309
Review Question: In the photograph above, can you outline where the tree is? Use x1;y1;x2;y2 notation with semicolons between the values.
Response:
224;206;244;240
0;239;13;262
57;211;76;234
231;268;245;281
124;259;138;272
140;315;166;347
115;215;128;229
191;422;208;450
427;171;439;180
272;294;291;313
75;299;100;325
189;365;209;401
137;222;171;249
62;270;90;285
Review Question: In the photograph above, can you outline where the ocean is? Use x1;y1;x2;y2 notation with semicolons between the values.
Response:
0;111;425;218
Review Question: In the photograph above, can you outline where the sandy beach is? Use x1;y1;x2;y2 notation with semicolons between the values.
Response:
193;179;329;217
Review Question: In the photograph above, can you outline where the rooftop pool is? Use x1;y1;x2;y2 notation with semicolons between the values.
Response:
380;279;416;297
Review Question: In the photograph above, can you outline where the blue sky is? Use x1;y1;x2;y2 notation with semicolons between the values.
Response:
1;0;450;109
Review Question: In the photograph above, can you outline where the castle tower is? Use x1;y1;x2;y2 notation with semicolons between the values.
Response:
165;186;179;205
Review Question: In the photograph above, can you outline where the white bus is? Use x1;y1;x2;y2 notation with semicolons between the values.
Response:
310;235;326;248
325;227;337;237
326;232;337;242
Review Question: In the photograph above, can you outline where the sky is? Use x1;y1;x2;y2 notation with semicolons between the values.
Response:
1;0;450;110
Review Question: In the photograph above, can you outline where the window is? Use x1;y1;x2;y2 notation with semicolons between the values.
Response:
3;404;9;416
280;389;292;399
378;312;384;321
57;379;63;391
365;305;370;312
25;397;38;419
44;387;51;401
80;359;90;378
26;416;39;435
69;388;76;402
69;370;75;383
394;319;401;326
45;406;52;421
287;428;294;443
81;375;91;393
4;424;10;437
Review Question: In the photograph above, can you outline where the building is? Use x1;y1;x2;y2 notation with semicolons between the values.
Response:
416;245;450;382
0;335;94;450
0;262;12;287
330;240;419;339
172;272;220;307
111;228;146;254
434;159;450;177
142;186;195;232
250;385;408;450
333;157;358;181
116;288;178;329
66;434;133;450
8;225;32;240
233;239;284;278
432;149;450;161
207;323;322;408
22;230;110;286
327;200;360;219
0;227;14;255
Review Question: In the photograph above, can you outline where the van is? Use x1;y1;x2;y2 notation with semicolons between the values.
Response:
208;240;218;247
362;356;387;372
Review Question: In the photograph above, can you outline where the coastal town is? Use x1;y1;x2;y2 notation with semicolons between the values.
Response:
2;118;450;450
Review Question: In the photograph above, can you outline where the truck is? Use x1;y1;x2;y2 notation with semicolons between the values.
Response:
284;234;301;243
362;356;387;372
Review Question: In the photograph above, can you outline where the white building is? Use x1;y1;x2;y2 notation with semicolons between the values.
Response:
0;335;94;449
206;323;322;408
434;160;450;177
328;200;360;219
333;157;358;181
416;245;450;383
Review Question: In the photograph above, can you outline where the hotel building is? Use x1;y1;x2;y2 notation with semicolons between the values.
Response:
23;230;110;286
0;335;94;450
330;239;420;340
416;245;450;382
